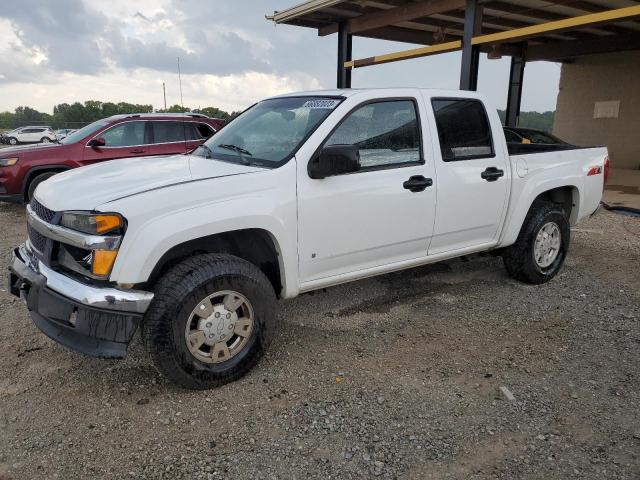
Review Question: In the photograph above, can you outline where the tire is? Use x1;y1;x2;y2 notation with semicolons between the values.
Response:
40;137;51;143
503;201;570;284
8;137;17;145
142;253;277;389
26;171;57;202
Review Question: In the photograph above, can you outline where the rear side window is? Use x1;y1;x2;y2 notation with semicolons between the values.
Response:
186;123;214;140
325;100;421;169
152;121;188;144
432;99;494;161
101;121;146;147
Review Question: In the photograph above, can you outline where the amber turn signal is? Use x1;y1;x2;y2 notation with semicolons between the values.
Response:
95;215;122;234
92;250;118;277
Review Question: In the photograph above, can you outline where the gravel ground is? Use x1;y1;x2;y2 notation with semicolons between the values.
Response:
0;202;638;480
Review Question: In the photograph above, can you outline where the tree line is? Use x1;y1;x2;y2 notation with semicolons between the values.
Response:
497;109;555;132
0;100;555;133
0;101;239;130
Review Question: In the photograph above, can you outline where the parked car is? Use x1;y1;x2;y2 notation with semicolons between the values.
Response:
54;128;76;142
503;126;576;154
0;113;225;202
9;88;608;389
2;126;56;145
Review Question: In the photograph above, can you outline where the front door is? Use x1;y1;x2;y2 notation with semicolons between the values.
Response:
426;97;510;255
297;98;437;283
82;120;151;165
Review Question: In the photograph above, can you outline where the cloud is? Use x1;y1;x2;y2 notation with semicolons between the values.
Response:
0;0;560;113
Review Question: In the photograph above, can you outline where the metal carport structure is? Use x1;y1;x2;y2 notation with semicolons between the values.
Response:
266;0;640;126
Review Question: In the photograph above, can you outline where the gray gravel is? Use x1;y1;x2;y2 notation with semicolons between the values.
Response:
0;201;639;479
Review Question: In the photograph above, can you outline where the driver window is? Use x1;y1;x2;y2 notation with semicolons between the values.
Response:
100;121;146;147
325;100;422;169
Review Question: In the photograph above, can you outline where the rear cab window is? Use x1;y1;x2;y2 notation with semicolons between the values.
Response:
431;98;494;161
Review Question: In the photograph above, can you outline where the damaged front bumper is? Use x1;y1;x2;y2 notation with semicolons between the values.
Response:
8;243;154;358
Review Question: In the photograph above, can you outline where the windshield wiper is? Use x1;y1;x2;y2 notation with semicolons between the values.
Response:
192;144;214;158
217;144;253;156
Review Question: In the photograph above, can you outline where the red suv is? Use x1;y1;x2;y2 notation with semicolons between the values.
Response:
0;113;225;203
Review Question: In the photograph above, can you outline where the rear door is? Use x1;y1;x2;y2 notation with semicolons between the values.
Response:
82;120;151;164
146;121;191;156
426;97;510;255
297;96;437;283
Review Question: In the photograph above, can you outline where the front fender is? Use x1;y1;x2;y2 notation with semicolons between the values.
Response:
101;163;299;298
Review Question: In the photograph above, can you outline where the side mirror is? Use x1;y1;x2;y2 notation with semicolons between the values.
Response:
87;137;106;148
308;144;360;179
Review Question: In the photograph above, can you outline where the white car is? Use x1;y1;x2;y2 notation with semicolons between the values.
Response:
4;126;56;145
9;88;608;389
54;128;76;142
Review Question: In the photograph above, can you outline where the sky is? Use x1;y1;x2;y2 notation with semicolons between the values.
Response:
0;0;562;114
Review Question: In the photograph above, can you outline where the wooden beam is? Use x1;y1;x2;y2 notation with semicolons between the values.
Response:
471;4;640;46
355;25;458;45
344;5;640;69
318;0;465;36
526;33;640;61
345;40;462;68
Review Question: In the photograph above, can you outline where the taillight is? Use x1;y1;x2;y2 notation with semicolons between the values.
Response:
603;155;610;192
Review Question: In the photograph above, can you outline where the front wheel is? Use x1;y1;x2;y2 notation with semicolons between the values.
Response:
8;137;17;145
503;201;570;284
40;137;51;143
142;254;277;389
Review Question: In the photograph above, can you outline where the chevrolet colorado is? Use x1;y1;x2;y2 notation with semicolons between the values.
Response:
9;88;608;389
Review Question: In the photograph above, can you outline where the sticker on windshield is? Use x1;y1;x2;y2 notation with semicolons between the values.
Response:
302;99;340;109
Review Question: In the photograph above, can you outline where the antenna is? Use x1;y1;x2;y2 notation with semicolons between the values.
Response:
162;82;167;110
178;57;185;113
178;57;187;151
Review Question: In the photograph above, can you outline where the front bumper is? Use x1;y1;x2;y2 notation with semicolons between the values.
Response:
8;244;154;358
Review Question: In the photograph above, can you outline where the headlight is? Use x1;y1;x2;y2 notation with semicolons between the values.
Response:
0;158;18;167
59;212;124;278
60;212;123;235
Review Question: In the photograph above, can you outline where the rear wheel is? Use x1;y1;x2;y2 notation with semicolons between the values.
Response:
142;254;277;389
26;171;57;202
503;201;570;284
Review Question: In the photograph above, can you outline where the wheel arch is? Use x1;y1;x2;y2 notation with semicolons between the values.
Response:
500;183;581;247
144;228;285;298
22;164;73;201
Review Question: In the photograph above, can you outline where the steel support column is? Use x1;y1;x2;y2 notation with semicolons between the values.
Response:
459;0;482;90
505;55;525;126
337;22;352;88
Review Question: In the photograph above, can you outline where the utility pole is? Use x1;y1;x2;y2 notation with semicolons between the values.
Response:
162;82;167;110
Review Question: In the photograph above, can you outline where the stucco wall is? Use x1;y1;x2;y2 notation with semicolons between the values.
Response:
553;51;640;170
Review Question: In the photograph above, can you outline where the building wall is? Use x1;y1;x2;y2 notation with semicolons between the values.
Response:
553;51;640;170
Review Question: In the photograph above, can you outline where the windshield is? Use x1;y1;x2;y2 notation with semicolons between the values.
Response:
60;119;110;145
192;96;343;167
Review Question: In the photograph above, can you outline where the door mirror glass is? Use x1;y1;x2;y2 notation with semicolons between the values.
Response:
308;144;360;179
88;137;106;148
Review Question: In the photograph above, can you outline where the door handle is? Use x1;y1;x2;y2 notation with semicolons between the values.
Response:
403;175;433;192
481;167;504;182
130;149;146;154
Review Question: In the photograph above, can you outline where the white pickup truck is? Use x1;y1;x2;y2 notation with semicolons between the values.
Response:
9;88;608;389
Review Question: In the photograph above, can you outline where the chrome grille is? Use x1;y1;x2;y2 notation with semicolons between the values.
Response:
30;198;56;223
28;199;57;253
27;224;47;252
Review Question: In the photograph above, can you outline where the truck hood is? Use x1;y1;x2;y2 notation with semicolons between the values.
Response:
34;154;264;211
